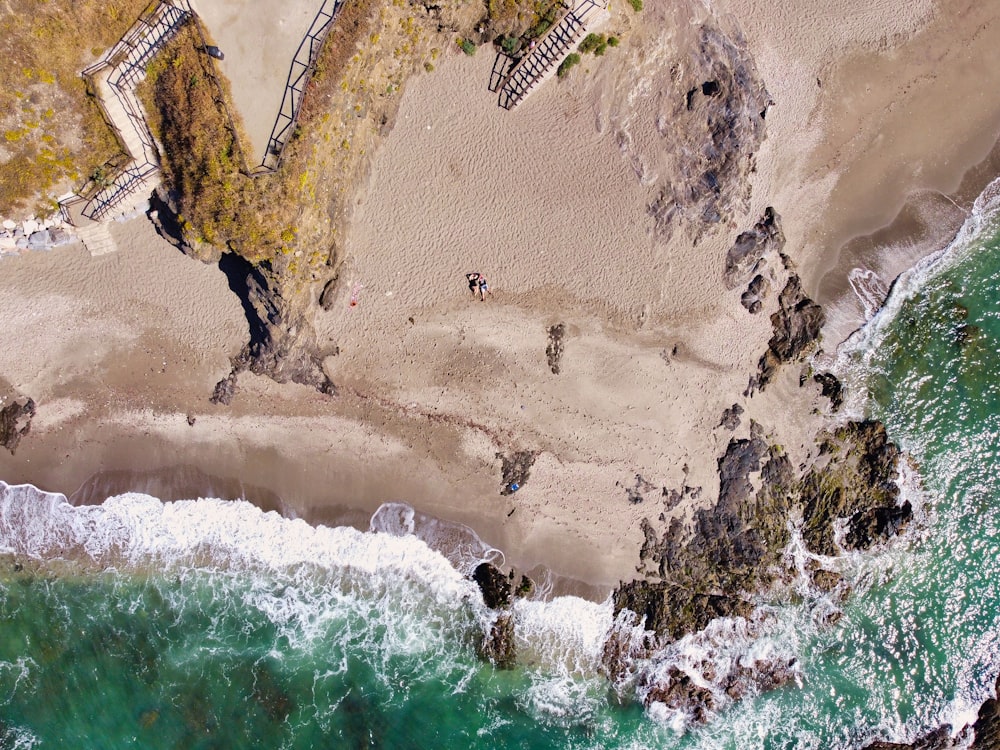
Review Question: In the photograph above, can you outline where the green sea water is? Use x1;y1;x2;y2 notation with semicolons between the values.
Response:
2;182;1000;749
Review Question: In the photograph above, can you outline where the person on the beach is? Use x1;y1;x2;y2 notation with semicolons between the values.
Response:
477;275;493;301
465;272;481;296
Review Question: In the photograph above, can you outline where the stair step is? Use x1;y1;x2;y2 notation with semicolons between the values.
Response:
77;224;119;256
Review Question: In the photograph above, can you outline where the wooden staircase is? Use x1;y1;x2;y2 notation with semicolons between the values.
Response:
491;0;609;109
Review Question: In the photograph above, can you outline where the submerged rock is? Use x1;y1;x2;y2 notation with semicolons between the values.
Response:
478;612;516;669
0;396;35;454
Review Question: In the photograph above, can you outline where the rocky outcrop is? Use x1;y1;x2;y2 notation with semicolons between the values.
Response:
546;323;565;375
613;580;754;644
750;274;825;392
624;425;798;651
496;450;538;495
800;421;905;556
478;612;516;669
719;403;744;430
725;207;784;290
616;417;906;696
646;24;772;236
473;562;512;610
973;674;1000;748
472;562;518;668
814;371;844;412
151;191;337;401
0;396;35;454
217;253;336;396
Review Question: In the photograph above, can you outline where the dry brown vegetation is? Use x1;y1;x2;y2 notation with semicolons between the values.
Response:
142;0;481;281
0;0;150;215
139;21;287;263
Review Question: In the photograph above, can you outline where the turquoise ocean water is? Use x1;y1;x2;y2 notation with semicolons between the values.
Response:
2;180;1000;748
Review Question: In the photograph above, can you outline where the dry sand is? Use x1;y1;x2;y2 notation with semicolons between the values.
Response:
1;0;999;593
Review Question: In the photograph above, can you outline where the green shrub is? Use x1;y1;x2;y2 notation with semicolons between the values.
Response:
627;0;642;11
556;52;580;78
608;36;620;47
500;35;519;54
578;33;603;54
458;38;476;56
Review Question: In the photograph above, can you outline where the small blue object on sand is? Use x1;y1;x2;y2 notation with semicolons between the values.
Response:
510;483;519;492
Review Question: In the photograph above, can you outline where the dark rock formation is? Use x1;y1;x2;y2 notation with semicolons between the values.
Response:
318;276;340;311
751;274;825;392
863;726;960;750
210;370;238;405
513;572;534;598
800;421;904;556
844;502;913;550
473;562;512;610
546;323;565;374
496;450;538;495
613;580;753;644
973;674;1000;748
646;24;771;236
478;612;516;669
740;274;771;314
218;253;336;395
725;207;784;290
814;371;844;412
642;666;716;724
810;567;844;594
0;396;35;454
627;427;795;642
719;403;743;430
720;657;797;700
151;190;337;399
621;473;658;504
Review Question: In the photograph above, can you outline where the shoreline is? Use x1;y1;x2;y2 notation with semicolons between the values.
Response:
1;0;999;599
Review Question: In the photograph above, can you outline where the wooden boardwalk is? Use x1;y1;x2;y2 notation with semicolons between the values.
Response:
490;0;609;110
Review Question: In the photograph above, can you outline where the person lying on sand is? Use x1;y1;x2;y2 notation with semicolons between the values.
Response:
465;272;481;296
477;275;493;301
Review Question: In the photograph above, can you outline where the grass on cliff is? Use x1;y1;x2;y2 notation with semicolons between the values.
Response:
138;22;285;262
139;0;385;269
0;0;150;215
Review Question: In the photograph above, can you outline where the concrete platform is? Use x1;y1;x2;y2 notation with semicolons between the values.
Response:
189;0;322;166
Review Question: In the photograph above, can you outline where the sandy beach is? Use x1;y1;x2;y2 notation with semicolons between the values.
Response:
2;0;999;595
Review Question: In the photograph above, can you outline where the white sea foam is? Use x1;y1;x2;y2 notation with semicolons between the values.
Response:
836;176;1000;409
848;266;890;321
370;501;503;577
